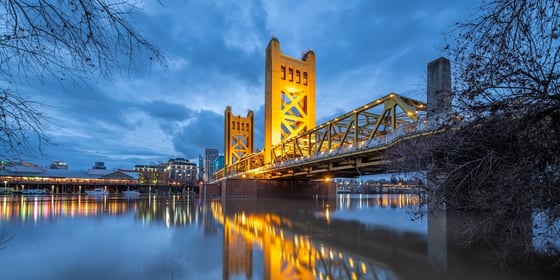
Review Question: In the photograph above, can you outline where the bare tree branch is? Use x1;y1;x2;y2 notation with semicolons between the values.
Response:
0;0;167;158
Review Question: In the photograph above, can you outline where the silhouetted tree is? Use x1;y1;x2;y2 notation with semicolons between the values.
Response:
386;0;560;269
0;0;166;158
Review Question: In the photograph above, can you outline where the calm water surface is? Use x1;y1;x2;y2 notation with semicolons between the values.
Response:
0;193;554;280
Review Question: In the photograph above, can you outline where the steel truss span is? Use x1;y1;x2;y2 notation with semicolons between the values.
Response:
215;93;440;181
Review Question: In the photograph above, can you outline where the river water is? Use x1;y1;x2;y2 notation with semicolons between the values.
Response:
0;193;555;280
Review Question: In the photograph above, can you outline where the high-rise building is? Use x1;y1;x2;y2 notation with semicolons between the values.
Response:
213;155;224;175
203;148;219;181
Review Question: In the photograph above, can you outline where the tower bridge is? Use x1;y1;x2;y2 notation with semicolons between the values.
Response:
210;38;451;197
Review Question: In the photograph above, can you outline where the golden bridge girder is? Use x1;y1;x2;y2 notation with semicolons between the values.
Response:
266;93;426;165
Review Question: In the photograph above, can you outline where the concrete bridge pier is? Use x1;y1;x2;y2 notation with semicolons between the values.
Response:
204;179;336;200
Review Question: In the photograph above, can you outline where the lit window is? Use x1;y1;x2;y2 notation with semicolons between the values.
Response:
288;68;293;82
281;65;286;80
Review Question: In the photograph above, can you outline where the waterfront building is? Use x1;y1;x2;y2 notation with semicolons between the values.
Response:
133;163;168;186
0;158;198;193
166;158;197;187
0;166;138;193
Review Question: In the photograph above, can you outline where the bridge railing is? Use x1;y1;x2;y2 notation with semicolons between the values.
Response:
267;118;439;167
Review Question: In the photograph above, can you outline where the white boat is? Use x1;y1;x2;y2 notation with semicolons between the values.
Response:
122;190;140;196
336;187;352;194
21;189;49;195
86;188;108;195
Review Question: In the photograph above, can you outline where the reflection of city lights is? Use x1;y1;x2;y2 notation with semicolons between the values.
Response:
337;194;421;210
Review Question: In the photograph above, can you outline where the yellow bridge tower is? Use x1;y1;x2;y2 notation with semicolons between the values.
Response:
264;37;316;164
224;106;254;166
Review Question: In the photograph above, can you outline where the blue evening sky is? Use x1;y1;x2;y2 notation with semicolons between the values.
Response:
11;0;482;170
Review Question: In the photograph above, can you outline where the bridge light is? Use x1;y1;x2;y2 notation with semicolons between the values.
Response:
361;262;367;274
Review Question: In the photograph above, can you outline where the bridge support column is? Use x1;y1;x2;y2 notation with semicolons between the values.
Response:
218;179;336;199
427;57;452;123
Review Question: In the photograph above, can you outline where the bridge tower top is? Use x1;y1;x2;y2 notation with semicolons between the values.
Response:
224;106;254;166
264;38;316;164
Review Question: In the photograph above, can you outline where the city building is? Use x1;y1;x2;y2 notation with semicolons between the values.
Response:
87;161;113;176
203;148;219;181
166;158;197;187
0;161;138;193
49;160;68;169
133;163;168;186
213;155;224;176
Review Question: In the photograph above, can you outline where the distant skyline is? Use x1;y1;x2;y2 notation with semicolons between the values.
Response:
6;0;482;170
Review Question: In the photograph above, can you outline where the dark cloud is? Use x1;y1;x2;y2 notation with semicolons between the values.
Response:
172;109;223;158
140;100;194;123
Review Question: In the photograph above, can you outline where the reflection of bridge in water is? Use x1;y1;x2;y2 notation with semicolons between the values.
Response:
213;194;444;280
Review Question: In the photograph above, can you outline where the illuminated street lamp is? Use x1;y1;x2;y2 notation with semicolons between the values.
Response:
3;180;6;192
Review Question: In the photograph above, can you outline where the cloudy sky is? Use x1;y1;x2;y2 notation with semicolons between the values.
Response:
12;0;482;170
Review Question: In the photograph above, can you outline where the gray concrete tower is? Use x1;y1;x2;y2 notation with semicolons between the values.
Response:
427;57;452;122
